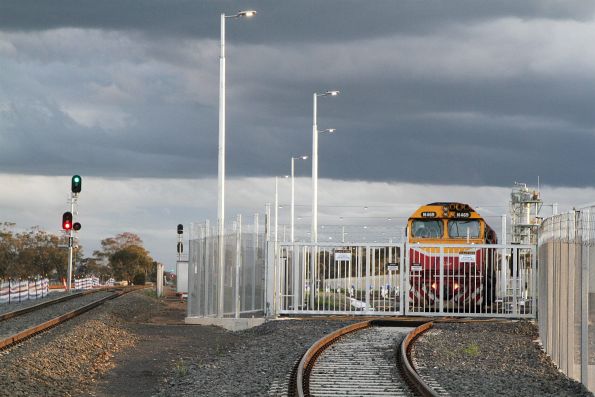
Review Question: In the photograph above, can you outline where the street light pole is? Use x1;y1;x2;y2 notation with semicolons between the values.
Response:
291;155;308;243
311;91;339;243
312;93;318;243
217;10;256;318
274;176;279;243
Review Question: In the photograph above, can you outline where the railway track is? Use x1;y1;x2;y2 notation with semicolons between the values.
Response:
294;319;438;397
0;286;144;350
0;288;103;322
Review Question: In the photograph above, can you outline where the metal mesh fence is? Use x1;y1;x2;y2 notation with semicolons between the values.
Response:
538;209;595;391
187;217;267;319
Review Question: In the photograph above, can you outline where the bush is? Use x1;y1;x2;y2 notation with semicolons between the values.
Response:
132;273;146;285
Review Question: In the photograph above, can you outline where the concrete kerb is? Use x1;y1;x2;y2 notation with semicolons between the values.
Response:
184;316;266;331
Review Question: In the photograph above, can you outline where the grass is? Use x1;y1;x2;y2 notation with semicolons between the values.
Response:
174;359;188;377
463;342;480;357
143;289;158;298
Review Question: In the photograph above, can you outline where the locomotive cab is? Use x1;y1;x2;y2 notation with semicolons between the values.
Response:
407;202;497;310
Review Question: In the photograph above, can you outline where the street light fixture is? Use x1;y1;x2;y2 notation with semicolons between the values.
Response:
312;90;340;244
319;128;336;134
217;9;256;318
291;155;309;243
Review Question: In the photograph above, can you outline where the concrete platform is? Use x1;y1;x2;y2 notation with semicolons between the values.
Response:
184;316;266;331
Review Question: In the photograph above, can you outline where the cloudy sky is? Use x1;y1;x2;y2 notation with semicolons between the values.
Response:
1;1;595;269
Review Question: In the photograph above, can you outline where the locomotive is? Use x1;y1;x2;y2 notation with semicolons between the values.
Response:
407;202;497;310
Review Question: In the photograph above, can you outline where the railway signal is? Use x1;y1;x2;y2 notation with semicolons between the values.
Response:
71;175;82;193
176;224;184;260
62;212;73;230
65;174;83;293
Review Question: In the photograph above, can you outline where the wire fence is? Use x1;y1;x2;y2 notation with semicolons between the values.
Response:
538;207;595;391
187;215;267;318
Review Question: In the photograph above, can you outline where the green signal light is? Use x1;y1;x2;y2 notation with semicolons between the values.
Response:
71;175;82;193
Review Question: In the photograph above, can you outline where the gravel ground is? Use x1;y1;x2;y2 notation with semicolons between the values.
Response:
0;291;115;340
1;290;592;397
0;290;67;315
0;292;141;397
412;321;593;397
155;318;358;397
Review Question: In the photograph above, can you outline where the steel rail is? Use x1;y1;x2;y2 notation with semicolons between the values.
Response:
400;321;440;397
294;318;432;397
0;286;144;350
0;288;106;322
296;320;371;397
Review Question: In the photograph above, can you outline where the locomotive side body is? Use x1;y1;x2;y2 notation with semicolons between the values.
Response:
407;202;497;309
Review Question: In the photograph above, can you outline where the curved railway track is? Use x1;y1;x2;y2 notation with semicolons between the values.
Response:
294;319;438;397
0;286;144;350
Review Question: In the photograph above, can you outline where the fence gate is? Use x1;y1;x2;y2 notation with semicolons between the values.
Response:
277;243;404;315
405;243;536;317
276;242;536;318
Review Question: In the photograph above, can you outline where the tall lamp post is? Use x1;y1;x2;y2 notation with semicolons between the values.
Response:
311;90;339;243
291;155;309;242
217;10;256;318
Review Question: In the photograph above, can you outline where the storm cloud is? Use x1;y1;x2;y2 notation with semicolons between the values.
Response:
1;1;595;188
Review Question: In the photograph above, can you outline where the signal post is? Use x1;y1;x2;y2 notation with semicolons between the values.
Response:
63;175;82;292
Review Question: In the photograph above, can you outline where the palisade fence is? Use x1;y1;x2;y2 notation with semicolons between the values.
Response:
538;207;595;391
187;215;268;318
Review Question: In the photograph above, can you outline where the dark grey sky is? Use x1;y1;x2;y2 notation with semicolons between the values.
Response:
1;0;595;187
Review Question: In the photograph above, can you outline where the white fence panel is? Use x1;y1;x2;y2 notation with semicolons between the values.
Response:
405;244;535;318
277;243;404;316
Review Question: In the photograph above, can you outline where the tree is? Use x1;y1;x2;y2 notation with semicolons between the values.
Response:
76;257;112;281
0;224;75;279
0;223;17;278
95;233;154;284
94;232;144;261
110;245;153;284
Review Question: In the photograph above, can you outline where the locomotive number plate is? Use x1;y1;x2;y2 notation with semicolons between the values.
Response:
455;211;471;218
421;212;436;217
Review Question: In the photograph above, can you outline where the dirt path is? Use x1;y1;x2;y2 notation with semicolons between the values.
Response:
85;290;240;397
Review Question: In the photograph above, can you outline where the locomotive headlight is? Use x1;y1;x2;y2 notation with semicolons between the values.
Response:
453;283;460;291
431;282;437;290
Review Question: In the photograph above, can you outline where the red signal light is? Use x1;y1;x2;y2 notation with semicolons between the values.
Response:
62;212;73;230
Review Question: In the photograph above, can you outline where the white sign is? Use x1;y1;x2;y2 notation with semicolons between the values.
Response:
334;252;351;262
387;264;399;271
411;265;422;272
459;254;476;263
